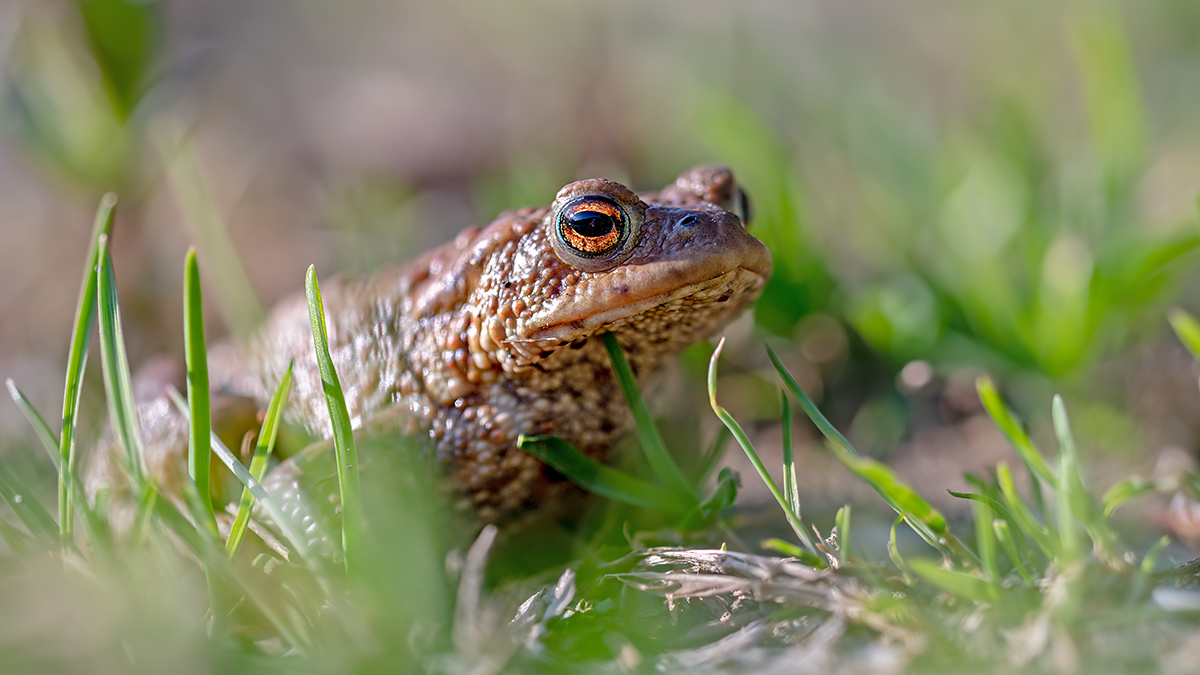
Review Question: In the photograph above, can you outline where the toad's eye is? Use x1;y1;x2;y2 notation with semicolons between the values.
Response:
549;179;646;272
557;196;627;257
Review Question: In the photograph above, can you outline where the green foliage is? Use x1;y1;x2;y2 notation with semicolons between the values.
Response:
305;266;362;575
226;365;293;558
1169;308;1200;360
95;232;144;492
0;184;1197;673
158;130;265;337
72;0;161;119
166;387;324;569
183;249;217;537
57;196;115;541
4;3;1200;668
0;455;59;547
601;333;696;504
518;333;737;530
690;7;1198;381
519;435;682;512
696;344;1196;671
711;340;822;560
0;196;457;669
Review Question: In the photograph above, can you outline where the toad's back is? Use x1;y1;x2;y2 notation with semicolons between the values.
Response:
88;166;771;523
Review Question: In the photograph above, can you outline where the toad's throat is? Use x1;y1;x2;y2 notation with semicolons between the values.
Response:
525;266;767;343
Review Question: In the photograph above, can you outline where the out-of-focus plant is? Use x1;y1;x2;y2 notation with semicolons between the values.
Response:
694;6;1198;381
5;0;162;190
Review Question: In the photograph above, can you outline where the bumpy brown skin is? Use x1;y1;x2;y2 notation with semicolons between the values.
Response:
87;166;771;525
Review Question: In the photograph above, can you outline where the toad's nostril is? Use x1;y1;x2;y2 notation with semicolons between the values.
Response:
678;214;699;228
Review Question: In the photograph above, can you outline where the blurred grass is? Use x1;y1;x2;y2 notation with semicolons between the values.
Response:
692;6;1199;382
2;221;1195;670
4;0;1200;671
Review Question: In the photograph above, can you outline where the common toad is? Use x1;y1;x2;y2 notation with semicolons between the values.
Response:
86;165;771;526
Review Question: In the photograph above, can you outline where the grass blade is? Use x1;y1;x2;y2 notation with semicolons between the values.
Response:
7;379;98;547
602;332;696;504
974;502;1000;588
1169;308;1200;360
147;485;315;653
519;435;683;512
167;389;321;568
57;193;115;540
766;345;857;458
767;345;963;558
908;558;998;604
1102;476;1158;517
710;339;819;555
0;454;59;544
306;265;361;575
7;379;62;469
828;440;952;554
1052;395;1120;563
977;376;1055;484
184;249;219;539
1129;536;1170;605
835;505;852;565
0;518;31;556
183;248;224;628
762;537;827;567
993;519;1034;585
690;426;730;486
782;390;800;519
887;516;912;584
961;475;1033;563
1052;396;1083;563
227;363;294;558
694;467;738;522
949;488;1016;524
96;235;145;489
157;126;263;337
996;462;1056;557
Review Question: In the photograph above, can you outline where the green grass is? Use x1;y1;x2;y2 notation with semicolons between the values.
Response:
2;187;1200;673
8;1;1200;671
56;194;115;542
7;176;1200;667
304;265;362;575
183;248;218;539
225;363;292;558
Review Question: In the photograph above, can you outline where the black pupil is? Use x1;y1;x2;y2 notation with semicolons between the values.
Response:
567;212;617;237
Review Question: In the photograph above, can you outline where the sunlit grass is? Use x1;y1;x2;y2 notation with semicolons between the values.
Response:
183;248;218;540
2;193;1200;673
225;364;292;559
56;194;115;542
304;265;362;575
7;0;1200;671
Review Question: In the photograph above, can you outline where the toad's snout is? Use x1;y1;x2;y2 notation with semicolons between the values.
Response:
652;206;772;281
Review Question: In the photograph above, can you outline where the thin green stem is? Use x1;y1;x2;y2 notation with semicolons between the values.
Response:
57;194;115;542
184;249;218;538
708;339;819;555
227;363;293;558
601;332;696;504
306;266;361;576
96;235;145;490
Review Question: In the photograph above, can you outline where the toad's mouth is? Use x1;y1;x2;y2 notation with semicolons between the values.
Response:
524;266;768;343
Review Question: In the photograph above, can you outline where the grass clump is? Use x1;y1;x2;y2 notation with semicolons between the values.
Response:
2;195;1200;675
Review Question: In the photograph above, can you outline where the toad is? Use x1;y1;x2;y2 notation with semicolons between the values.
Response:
86;165;771;528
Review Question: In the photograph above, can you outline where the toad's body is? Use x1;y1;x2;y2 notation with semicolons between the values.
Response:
87;166;771;522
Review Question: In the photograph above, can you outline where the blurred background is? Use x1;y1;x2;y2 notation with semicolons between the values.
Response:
2;0;1200;527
